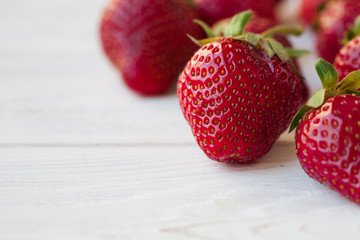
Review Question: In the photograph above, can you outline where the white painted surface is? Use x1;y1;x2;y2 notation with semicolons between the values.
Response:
1;0;359;239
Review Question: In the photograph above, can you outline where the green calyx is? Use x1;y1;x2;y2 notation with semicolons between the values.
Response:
188;10;309;63
289;58;360;132
342;15;360;45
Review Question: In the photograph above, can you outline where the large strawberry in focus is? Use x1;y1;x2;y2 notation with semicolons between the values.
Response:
334;16;360;83
194;0;278;26
316;0;360;62
290;59;360;204
178;11;306;163
213;14;309;102
100;0;203;95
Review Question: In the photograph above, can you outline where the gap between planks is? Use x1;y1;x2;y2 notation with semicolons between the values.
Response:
0;142;195;148
0;140;294;148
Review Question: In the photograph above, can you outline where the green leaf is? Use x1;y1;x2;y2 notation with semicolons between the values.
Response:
267;38;290;63
289;105;313;133
336;69;360;92
193;19;216;38
211;18;231;36
187;34;202;46
307;89;326;108
355;15;360;36
285;48;310;58
232;35;246;42
261;25;304;38
245;32;260;46
259;39;275;58
315;58;338;89
289;89;327;133
346;90;360;97
226;10;252;37
186;34;220;46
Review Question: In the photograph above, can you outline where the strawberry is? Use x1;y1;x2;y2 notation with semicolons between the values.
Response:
334;16;360;83
316;0;360;62
290;59;360;204
194;0;278;26
100;0;203;95
334;36;360;83
299;0;328;25
178;11;306;163
213;14;309;102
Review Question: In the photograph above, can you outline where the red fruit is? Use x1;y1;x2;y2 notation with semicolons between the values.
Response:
213;14;309;102
194;0;277;26
291;58;360;204
178;37;302;163
295;95;360;204
100;0;203;95
245;15;309;102
300;0;328;25
334;35;360;83
316;0;360;62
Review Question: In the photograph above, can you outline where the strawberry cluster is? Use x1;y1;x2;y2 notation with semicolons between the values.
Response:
99;0;360;205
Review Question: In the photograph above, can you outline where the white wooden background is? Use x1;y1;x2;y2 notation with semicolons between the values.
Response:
1;0;360;239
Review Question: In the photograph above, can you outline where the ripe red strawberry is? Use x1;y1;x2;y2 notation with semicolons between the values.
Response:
316;0;360;62
333;16;360;83
194;0;278;26
334;36;360;83
100;0;203;95
213;14;309;102
300;0;328;25
248;15;309;102
290;59;360;204
178;11;305;163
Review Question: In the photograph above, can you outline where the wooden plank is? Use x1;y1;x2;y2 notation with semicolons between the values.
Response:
1;143;359;239
1;0;360;239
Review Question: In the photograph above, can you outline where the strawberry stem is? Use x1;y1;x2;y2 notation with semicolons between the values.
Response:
193;19;216;38
260;25;304;38
289;58;360;132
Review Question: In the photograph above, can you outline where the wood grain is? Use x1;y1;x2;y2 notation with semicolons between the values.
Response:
1;0;360;239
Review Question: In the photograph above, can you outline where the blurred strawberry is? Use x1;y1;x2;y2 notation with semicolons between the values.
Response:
194;0;278;26
300;0;328;25
100;0;203;95
316;0;360;62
